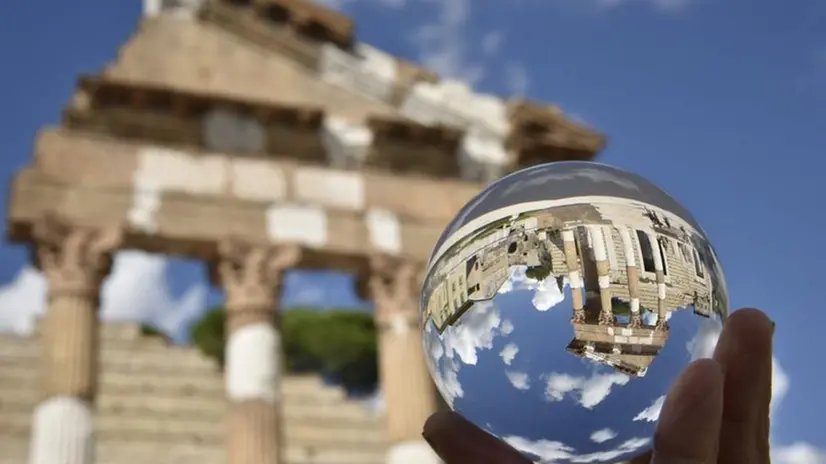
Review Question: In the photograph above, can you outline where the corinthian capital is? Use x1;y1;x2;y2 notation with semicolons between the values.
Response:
217;239;301;312
33;215;123;296
369;255;425;330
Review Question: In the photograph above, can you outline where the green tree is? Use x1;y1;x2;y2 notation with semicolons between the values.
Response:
611;299;632;317
189;307;379;393
190;308;227;367
525;265;552;281
140;324;166;338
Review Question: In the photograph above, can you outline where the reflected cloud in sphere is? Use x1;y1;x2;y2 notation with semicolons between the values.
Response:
420;161;729;464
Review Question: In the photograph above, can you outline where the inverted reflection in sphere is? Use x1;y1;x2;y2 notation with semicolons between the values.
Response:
420;161;729;464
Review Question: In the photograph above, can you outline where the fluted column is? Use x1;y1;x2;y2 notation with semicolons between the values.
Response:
587;226;613;326
29;216;123;464
216;239;301;464
650;235;668;328
618;228;642;327
369;256;440;464
561;229;585;323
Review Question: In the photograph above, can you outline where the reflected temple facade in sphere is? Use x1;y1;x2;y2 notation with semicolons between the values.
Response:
420;161;729;464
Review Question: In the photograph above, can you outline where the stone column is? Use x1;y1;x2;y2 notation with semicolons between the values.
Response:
587;226;613;326
561;229;584;323
29;216;123;464
369;256;440;464
618;228;642;327
216;239;301;464
650;235;668;328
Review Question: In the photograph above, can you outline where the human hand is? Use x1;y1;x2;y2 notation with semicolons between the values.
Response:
422;308;774;464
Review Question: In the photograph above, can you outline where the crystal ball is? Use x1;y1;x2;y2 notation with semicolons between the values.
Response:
420;161;729;464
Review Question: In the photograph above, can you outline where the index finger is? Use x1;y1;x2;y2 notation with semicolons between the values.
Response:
712;308;774;464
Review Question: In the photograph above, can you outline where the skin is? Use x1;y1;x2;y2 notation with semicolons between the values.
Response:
422;308;774;464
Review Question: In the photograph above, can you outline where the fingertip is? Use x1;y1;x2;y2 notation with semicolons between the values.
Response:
422;411;532;464
714;308;774;463
422;410;465;441
726;308;773;338
714;308;774;365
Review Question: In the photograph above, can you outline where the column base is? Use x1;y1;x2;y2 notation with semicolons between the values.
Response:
29;396;93;464
386;440;442;464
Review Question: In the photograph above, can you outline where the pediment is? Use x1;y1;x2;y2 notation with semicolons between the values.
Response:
86;0;605;181
104;15;396;122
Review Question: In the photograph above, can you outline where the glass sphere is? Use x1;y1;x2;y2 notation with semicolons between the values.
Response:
420;161;729;464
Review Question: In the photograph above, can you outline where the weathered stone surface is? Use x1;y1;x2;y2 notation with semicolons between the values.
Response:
7;167;445;268
31;128;479;223
103;16;394;122
0;331;388;464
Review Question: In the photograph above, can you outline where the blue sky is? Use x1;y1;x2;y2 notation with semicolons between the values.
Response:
0;0;824;461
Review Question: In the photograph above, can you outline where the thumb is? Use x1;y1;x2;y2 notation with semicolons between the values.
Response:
650;358;724;464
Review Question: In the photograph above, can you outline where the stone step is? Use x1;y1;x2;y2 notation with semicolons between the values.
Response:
0;412;387;448
0;394;383;428
0;363;350;404
0;335;219;374
0;440;385;464
30;319;164;343
0;391;383;427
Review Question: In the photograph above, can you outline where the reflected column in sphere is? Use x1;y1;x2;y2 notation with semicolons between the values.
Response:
420;161;729;464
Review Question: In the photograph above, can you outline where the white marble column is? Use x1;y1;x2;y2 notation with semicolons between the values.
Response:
587;226;614;325
216;239;301;464
649;234;668;327
561;229;585;323
29;215;122;464
369;256;441;464
618;228;642;327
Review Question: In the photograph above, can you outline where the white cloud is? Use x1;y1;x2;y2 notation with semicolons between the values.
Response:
500;266;533;293
438;357;465;406
500;342;519;365
410;0;485;84
0;267;46;334
633;395;665;422
504;62;530;96
544;373;581;402
543;371;630;409
772;443;826;464
0;252;206;341
531;278;565;311
772;358;790;418
501;319;515;335
499;266;566;312
481;31;504;56
589;428;617;444
578;372;631;409
685;317;722;361
504;437;576;463
506;371;531;390
424;300;506;407
504;435;650;464
441;300;501;365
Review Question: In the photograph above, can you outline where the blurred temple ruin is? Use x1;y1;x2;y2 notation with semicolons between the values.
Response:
0;0;604;463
